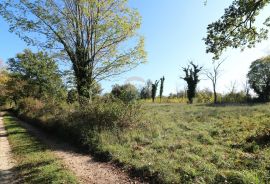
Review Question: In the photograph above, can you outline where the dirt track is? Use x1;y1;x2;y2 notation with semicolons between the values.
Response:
12;117;142;184
0;116;16;184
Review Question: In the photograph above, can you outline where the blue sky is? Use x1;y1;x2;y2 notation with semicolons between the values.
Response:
1;1;270;95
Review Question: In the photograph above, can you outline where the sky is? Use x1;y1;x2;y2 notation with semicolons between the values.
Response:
1;0;270;95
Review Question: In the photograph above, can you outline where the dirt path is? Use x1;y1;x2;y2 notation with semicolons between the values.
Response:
0;116;16;184
15;118;143;184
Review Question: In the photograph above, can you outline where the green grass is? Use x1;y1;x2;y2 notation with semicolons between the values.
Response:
3;115;78;184
95;103;270;183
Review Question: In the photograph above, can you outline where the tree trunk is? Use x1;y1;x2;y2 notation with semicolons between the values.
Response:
214;91;217;104
73;62;93;103
213;84;217;104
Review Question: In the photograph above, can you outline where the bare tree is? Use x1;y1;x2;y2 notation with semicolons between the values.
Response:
204;59;226;104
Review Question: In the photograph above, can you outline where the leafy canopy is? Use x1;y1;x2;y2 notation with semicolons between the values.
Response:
0;0;146;99
7;49;66;101
205;0;270;59
247;56;270;102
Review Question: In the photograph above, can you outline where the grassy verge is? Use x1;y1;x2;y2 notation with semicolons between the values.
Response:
3;114;78;184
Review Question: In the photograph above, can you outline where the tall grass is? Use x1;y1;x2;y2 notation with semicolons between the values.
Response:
11;97;270;183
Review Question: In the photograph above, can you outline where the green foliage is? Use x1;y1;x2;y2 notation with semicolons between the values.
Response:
111;83;139;103
0;69;9;106
222;91;248;103
7;49;66;102
247;56;270;102
181;62;203;104
67;89;78;104
204;0;270;59
196;89;215;103
151;80;159;102
0;0;146;99
17;97;45;118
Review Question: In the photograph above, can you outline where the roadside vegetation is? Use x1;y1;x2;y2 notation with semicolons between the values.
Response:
3;114;78;184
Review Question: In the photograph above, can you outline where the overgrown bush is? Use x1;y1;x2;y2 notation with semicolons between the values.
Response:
196;89;214;103
17;97;45;118
111;84;139;103
222;91;247;103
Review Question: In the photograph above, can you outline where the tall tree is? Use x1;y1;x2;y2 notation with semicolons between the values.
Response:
151;80;159;102
0;0;146;101
204;59;225;104
159;76;165;102
204;0;270;60
181;62;202;104
247;56;270;102
7;49;66;102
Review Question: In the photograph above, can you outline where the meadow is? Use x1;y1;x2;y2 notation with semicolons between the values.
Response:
95;103;270;183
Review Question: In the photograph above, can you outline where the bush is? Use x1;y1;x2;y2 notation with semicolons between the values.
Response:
111;84;139;103
196;89;214;103
61;98;142;130
17;97;44;118
222;91;247;103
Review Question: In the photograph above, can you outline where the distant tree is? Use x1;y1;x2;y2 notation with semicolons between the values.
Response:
181;62;202;104
151;80;159;102
7;49;66;102
159;76;165;102
247;56;270;102
0;0;146;101
111;83;139;103
204;0;270;59
204;59;225;104
140;79;152;99
0;70;10;105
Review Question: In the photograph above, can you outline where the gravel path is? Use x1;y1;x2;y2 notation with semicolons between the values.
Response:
0;116;16;184
15;118;143;184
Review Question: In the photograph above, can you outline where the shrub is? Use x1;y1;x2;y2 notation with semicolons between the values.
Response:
62;98;142;130
17;97;44;118
196;89;214;103
222;91;247;103
111;84;139;103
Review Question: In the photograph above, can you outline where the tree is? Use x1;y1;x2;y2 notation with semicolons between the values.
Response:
204;59;225;103
159;76;165;102
247;56;270;102
140;79;152;99
151;80;159;102
181;62;202;104
0;0;146;101
111;83;139;103
7;49;66;102
204;0;270;60
0;69;10;106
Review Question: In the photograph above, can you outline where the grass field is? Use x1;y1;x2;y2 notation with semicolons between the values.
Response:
3;115;78;184
96;103;270;183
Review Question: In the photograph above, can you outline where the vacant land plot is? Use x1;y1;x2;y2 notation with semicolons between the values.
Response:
96;103;270;183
